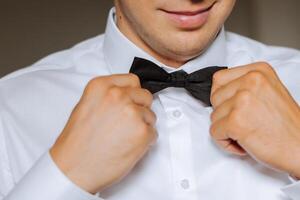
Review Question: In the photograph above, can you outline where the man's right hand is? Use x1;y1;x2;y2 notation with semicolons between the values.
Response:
50;73;157;194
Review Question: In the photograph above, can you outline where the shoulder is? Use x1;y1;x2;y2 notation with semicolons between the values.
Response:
0;34;109;117
225;31;300;101
225;31;300;65
1;34;106;82
0;33;108;97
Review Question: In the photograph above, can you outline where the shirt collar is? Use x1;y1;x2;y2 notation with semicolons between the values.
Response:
103;7;227;75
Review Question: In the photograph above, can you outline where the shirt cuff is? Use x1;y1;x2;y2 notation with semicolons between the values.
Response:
5;151;104;200
281;176;300;200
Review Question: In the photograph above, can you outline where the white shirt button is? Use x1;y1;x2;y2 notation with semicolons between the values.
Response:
172;110;182;118
180;179;190;190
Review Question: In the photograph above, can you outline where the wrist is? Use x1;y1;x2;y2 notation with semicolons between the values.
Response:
49;147;98;194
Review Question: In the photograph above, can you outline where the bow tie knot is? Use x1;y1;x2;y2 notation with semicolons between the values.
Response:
168;70;189;88
129;57;227;106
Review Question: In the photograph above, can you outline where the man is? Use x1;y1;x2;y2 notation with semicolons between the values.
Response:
0;0;300;199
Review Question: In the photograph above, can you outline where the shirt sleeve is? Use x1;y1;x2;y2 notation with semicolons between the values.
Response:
281;176;300;199
3;152;105;200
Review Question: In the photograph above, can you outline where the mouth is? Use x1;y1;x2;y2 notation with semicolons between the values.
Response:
159;3;215;29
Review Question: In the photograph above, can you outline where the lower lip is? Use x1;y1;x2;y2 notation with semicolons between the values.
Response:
163;8;212;29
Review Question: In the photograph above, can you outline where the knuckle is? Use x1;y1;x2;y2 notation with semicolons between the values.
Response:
136;123;151;139
128;73;141;86
235;90;252;105
209;124;216;137
107;86;125;101
210;91;218;106
150;110;158;124
210;111;217;123
209;123;220;139
256;62;277;76
212;70;224;84
228;110;241;126
143;108;157;126
88;77;101;85
212;69;229;84
143;88;153;98
140;123;149;134
245;71;267;88
257;62;272;71
124;104;140;118
85;77;103;92
143;89;154;102
226;111;244;140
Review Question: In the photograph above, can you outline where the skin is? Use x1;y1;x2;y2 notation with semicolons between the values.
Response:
51;74;157;193
210;63;300;177
115;0;236;67
50;0;300;194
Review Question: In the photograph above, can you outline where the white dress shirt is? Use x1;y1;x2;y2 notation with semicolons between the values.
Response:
1;7;300;200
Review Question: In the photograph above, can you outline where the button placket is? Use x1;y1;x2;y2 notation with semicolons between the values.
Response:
167;110;198;199
158;94;198;200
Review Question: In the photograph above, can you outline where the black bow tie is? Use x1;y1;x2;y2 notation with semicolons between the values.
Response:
129;57;227;106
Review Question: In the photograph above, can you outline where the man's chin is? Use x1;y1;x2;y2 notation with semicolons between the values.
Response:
154;47;204;67
164;42;208;58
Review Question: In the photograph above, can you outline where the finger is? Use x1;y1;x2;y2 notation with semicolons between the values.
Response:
210;118;247;156
210;117;230;141
135;124;158;157
137;105;157;126
146;125;158;146
211;62;276;95
211;75;242;108
221;140;247;156
210;97;234;123
211;67;273;108
107;73;142;88
143;107;157;127
128;88;154;108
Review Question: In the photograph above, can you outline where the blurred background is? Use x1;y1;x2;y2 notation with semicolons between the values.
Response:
0;0;299;77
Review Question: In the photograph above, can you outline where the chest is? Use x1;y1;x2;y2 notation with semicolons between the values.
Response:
99;88;290;200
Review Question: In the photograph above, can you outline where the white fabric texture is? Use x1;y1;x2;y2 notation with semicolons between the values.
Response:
0;7;300;200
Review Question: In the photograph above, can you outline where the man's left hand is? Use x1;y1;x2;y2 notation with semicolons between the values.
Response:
210;62;300;177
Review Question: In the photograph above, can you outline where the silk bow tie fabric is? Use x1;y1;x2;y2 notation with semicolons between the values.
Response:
129;57;227;106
